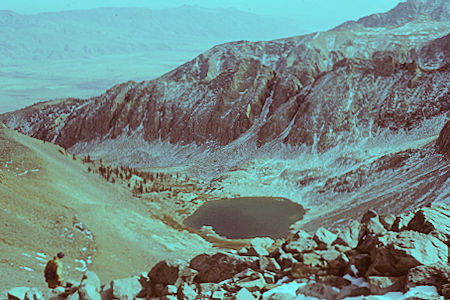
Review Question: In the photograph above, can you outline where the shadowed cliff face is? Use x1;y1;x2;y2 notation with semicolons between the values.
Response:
1;0;449;155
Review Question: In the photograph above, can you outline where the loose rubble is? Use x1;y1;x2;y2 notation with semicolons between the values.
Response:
3;203;448;300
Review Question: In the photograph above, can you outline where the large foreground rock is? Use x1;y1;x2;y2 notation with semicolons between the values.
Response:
405;204;450;244
148;259;190;286
189;252;258;283
406;264;450;295
366;231;448;276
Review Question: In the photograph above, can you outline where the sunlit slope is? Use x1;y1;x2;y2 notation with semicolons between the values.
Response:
0;122;211;290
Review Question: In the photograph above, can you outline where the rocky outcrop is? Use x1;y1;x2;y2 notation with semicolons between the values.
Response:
3;203;448;299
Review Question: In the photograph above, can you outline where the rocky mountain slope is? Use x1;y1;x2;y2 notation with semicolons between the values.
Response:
1;0;448;230
0;122;214;293
2;0;448;153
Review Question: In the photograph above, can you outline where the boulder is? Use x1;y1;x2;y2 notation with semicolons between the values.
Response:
190;252;258;283
313;227;337;249
336;285;370;299
405;204;450;244
251;237;275;250
286;229;312;242
79;271;101;300
406;264;450;294
148;259;188;286
391;211;415;232
368;276;406;295
259;257;281;273
291;263;318;279
247;245;269;257
358;210;387;241
177;283;197;300
264;293;296;300
110;277;142;300
296;283;339;300
367;231;448;276
442;283;450;299
234;288;257;300
283;239;317;254
24;288;44;300
380;214;396;231
277;252;298;269
235;271;266;292
78;284;100;300
333;220;361;248
315;275;351;289
349;253;371;277
8;287;30;300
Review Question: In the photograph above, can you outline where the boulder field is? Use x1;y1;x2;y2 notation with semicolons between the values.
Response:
4;203;449;300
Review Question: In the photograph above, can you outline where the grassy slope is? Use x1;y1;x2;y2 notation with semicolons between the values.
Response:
0;123;211;292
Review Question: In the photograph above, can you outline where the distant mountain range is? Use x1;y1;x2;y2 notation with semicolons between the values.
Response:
0;5;311;62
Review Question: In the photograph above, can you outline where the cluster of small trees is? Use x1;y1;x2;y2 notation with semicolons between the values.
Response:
81;155;188;195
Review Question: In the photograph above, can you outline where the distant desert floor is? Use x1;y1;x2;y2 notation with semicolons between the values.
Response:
0;48;208;114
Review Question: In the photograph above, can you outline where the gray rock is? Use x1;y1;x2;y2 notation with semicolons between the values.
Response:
110;277;142;300
368;276;406;295
250;237;274;250
235;272;266;292
283;239;317;254
286;229;312;242
78;271;101;300
442;283;450;299
367;231;448;276
406;264;450;294
350;253;371;277
78;284;100;300
247;245;269;257
277;252;298;269
190;252;258;283
357;210;388;243
296;283;339;300
177;283;197;300
24;288;44;300
333;220;361;248
8;287;30;300
234;288;257;300
148;259;188;286
391;212;415;232
313;227;338;249
316;275;351;289
264;292;296;300
259;257;281;273
405;204;450;243
337;285;370;299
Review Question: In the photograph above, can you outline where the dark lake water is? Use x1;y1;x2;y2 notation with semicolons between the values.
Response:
183;197;305;239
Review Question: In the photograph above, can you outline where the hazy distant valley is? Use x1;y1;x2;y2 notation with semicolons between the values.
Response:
0;6;311;113
1;0;449;299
